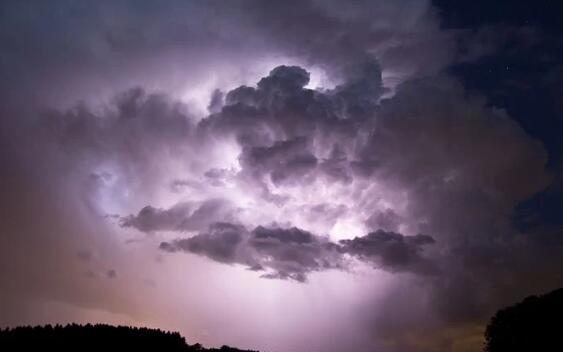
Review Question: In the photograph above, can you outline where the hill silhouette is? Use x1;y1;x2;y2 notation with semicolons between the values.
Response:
0;323;259;352
484;288;563;352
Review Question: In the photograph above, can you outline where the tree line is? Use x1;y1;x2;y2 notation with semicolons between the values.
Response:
0;323;258;352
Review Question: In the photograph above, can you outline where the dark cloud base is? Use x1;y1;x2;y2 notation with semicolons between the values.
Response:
160;223;435;282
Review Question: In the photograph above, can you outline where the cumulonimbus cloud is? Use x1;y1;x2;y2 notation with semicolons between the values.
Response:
109;63;550;294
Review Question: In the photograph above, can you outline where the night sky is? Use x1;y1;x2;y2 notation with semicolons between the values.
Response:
1;1;562;351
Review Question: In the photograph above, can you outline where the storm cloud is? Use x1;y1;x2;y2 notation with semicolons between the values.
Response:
120;199;236;233
1;1;562;352
160;223;435;282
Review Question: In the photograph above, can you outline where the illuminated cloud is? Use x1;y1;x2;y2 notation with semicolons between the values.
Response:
160;223;435;282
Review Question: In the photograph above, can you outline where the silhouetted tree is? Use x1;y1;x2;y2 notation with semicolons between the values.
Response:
0;323;259;352
484;288;563;351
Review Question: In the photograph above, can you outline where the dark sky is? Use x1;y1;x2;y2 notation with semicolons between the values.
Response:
1;1;562;352
436;0;563;231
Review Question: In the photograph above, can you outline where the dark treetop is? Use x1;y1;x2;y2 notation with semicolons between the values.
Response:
0;323;259;352
485;287;563;352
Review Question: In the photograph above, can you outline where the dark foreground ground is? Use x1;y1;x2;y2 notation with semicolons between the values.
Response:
484;287;563;351
0;323;257;352
1;288;561;352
